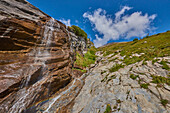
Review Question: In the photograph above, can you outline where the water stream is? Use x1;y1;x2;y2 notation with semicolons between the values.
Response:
8;18;88;113
9;18;56;113
43;79;77;113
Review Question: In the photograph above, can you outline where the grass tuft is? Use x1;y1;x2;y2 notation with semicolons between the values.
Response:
104;104;112;113
140;83;149;89
130;74;139;80
151;75;170;85
109;64;124;72
159;60;170;70
98;31;170;66
75;47;97;67
161;99;168;107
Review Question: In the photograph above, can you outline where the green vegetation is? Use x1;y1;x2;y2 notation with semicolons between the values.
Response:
161;99;168;107
101;70;107;74
140;83;149;89
72;68;86;73
113;106;117;109
109;64;124;72
116;99;121;103
130;74;139;80
69;25;88;41
124;56;141;65
98;31;170;66
109;57;118;62
110;75;116;79
142;61;147;65
75;47;97;67
104;51;113;57
106;75;116;83
101;74;109;82
151;75;170;86
99;42;128;57
104;104;112;113
159;60;170;70
133;38;138;42
131;38;138;45
101;74;116;83
152;59;159;64
129;67;133;71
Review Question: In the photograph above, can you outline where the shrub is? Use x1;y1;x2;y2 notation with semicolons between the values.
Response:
133;38;138;42
70;25;87;41
131;38;138;45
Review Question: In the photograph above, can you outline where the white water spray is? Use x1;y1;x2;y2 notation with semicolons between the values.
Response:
43;79;77;113
9;18;56;113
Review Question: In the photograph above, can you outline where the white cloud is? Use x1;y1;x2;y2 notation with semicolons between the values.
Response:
83;6;156;47
59;19;71;26
115;6;132;22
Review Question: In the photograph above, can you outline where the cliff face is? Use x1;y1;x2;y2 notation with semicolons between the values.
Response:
0;0;90;112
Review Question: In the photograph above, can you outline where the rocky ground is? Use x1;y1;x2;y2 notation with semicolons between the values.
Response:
72;52;170;113
0;0;169;113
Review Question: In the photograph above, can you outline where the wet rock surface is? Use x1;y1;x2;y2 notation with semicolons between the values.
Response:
0;0;90;113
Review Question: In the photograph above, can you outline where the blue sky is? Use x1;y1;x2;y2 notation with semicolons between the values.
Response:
27;0;170;47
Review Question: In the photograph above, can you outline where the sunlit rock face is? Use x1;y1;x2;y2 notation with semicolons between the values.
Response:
0;0;90;112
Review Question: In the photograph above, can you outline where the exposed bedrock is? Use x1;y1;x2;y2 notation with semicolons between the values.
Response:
0;0;91;112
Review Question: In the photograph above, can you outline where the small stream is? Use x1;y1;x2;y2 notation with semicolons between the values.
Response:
8;18;57;113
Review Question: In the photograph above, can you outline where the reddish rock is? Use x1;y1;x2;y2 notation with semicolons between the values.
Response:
0;0;92;112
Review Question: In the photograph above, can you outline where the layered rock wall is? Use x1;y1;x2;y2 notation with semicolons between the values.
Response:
0;0;90;112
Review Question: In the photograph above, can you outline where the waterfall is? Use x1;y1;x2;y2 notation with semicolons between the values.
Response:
23;18;55;86
9;18;56;113
43;79;77;113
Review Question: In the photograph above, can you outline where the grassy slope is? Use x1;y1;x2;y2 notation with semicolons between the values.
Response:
99;31;170;107
75;46;97;67
98;31;170;66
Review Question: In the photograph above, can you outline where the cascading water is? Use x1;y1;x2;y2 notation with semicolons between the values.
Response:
22;18;56;87
9;18;56;113
7;18;88;113
38;28;85;113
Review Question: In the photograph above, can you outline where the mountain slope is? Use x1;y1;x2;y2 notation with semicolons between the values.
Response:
72;31;170;113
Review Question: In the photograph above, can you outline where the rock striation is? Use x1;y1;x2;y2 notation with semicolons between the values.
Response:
72;52;170;113
0;0;91;112
0;0;169;113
